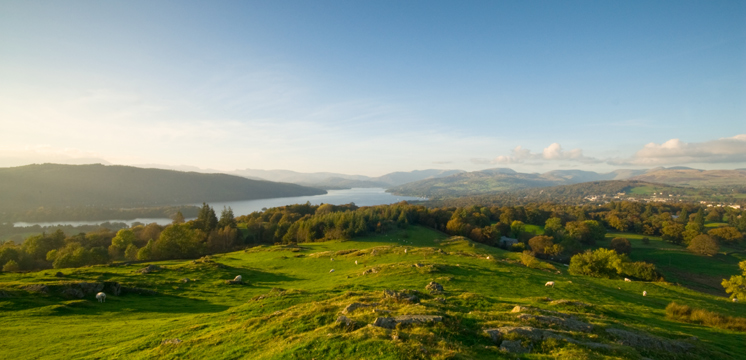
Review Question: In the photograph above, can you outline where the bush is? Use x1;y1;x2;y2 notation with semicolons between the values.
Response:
687;234;719;256
2;260;20;272
622;261;660;281
666;302;746;332
510;242;526;252
610;237;631;255
528;235;554;256
569;249;624;278
641;237;650;245
520;250;539;268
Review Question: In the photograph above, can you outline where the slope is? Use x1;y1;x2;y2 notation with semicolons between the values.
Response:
0;226;743;359
0;164;326;212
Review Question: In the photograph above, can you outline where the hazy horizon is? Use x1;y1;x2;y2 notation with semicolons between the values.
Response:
1;1;744;176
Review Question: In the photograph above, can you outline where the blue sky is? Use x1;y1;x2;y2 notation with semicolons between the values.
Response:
1;1;744;175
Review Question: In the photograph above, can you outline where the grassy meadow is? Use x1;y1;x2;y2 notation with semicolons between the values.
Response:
0;226;744;359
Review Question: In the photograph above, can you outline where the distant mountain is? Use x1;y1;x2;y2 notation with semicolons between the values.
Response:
630;168;746;187
386;167;698;198
231;168;464;189
0;164;326;212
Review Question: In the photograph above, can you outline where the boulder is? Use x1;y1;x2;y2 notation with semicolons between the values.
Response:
335;315;359;330
343;302;377;314
24;284;49;294
511;305;530;313
137;265;161;274
61;288;85;299
372;315;442;329
517;314;594;332
382;289;419;304
425;282;443;294
373;317;397;329
500;340;530;354
104;282;121;296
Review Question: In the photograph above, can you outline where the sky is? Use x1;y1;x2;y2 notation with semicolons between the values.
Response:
1;1;745;176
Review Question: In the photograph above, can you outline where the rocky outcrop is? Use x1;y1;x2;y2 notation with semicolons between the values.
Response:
605;328;693;353
425;282;443;294
343;302;377;314
372;315;442;329
382;289;419;304
517;314;594;332
500;340;529;354
137;265;161;274
24;284;49;294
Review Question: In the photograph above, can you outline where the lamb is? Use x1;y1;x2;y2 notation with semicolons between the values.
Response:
486;256;490;260
96;292;106;303
642;291;647;297
355;260;358;265
234;275;242;282
624;278;632;282
404;249;407;254
545;281;555;288
329;269;335;273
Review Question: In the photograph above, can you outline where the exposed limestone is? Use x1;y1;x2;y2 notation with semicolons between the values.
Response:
372;315;443;329
511;305;530;313
343;302;378;314
362;268;379;275
517;314;594;332
605;328;693;353
335;315;358;329
137;265;161;274
161;338;182;345
24;284;49;294
425;282;444;294
500;340;530;354
382;289;419;304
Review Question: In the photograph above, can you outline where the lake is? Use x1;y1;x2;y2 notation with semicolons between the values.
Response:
13;188;425;228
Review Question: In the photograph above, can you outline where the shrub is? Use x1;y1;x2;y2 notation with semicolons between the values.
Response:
610;237;631;255
687;234;719;256
708;227;743;244
666;302;746;332
722;260;746;301
528;235;554;256
510;242;526;252
520;251;539;268
2;260;20;272
641;237;650;245
569;249;624;278
622;261;660;281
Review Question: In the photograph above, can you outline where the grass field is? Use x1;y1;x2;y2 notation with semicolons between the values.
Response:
1;226;744;359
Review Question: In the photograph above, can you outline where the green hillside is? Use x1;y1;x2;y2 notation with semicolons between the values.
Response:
1;226;743;359
0;164;326;212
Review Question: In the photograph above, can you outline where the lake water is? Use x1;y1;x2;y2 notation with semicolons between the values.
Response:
13;188;425;228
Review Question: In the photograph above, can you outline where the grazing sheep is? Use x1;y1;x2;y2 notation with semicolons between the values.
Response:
624;278;632;282
234;275;242;282
486;256;490;260
96;292;106;303
329;269;335;273
734;298;739;303
545;281;555;288
642;291;647;297
331;258;334;261
404;249;407;254
355;260;358;265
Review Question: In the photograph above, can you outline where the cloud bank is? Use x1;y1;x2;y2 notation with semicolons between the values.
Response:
477;134;746;168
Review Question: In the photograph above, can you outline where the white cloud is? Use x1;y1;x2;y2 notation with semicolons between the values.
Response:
612;134;746;165
474;143;600;165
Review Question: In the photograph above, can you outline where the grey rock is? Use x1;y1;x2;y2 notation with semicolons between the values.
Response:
394;315;442;325
500;340;529;354
373;317;398;329
382;289;419;304
137;265;161;274
61;288;85;299
343;302;377;314
425;282;443;294
517;314;594;332
24;284;49;294
605;328;693;353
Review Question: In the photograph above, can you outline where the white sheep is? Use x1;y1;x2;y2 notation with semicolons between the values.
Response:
234;275;242;282
642;291;647;297
96;292;106;303
329;269;335;273
734;298;739;303
404;249;408;254
355;260;358;265
486;256;490;260
331;258;334;261
624;278;632;282
545;281;555;288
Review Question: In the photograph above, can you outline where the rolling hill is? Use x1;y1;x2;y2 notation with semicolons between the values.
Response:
0;164;326;212
0;226;743;359
630;168;746;187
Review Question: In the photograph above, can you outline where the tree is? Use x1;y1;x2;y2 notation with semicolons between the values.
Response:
687;234;719;256
195;203;218;233
708;227;743;244
544;217;563;237
124;244;139;261
3;260;20;272
510;220;525;239
218;207;237;229
520;250;539;268
722;261;746;301
172;211;185;224
137;239;155;261
109;229;136;259
154;224;204;260
610;237;632;255
207;226;238;253
528;235;554;256
661;222;685;244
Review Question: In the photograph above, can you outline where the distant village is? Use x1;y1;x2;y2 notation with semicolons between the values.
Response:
583;192;743;209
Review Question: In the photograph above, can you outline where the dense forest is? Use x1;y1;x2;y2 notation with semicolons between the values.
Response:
2;199;744;282
0;164;326;213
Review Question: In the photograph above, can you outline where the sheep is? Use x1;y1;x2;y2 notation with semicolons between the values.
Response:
404;249;407;254
96;292;106;303
331;258;334;261
642;291;647;297
234;275;242;282
329;269;335;273
624;278;632;282
355;260;358;265
734;298;739;303
545;281;555;288
486;256;490;260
